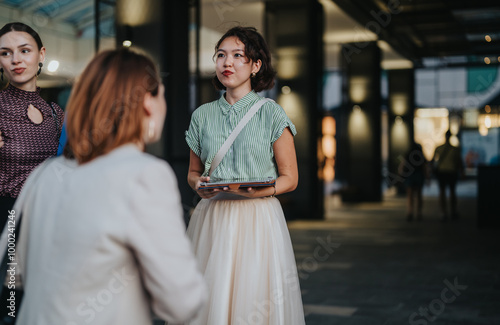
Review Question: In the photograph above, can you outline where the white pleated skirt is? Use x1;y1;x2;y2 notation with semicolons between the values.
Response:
184;194;305;325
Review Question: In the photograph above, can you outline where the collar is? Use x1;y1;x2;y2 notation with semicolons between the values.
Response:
5;84;42;102
219;90;261;115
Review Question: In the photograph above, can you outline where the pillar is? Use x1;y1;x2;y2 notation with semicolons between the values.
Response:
116;0;193;220
265;0;324;219
387;69;415;192
338;41;382;202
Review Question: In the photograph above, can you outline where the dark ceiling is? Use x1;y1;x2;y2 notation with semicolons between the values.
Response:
331;0;500;67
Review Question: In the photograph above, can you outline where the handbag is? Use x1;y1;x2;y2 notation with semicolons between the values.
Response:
209;98;271;176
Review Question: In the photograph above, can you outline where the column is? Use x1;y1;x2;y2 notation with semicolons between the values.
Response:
338;41;382;202
116;0;192;220
387;69;415;192
265;0;324;219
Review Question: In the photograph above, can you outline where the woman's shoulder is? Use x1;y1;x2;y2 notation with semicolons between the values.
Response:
113;145;172;171
47;100;63;112
195;99;220;112
77;145;172;177
190;99;221;122
260;97;282;109
258;97;289;117
0;88;9;105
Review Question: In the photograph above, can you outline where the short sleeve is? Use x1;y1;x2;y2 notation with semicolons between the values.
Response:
271;103;297;144
185;110;202;156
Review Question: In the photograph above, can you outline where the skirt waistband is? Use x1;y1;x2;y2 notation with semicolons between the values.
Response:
208;192;273;201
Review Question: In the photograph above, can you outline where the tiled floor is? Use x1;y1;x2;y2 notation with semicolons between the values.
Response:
290;180;500;324
159;180;500;324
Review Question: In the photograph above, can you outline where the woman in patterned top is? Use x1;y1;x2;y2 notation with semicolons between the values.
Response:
185;26;305;324
0;22;63;228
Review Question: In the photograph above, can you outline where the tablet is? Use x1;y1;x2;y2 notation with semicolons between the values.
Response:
198;177;276;190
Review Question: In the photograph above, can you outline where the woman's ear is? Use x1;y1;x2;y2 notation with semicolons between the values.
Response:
39;47;46;64
143;92;153;117
252;59;262;75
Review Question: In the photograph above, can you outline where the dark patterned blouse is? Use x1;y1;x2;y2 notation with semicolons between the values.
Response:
0;84;64;198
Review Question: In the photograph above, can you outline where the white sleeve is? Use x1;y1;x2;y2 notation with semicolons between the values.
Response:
126;160;207;323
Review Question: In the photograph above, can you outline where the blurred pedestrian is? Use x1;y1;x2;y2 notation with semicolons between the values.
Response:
0;48;206;325
399;141;428;221
433;130;464;221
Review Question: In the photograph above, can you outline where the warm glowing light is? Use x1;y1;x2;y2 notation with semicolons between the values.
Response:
449;115;461;135
123;40;132;47
322;135;336;159
350;77;369;103
276;47;304;80
485;115;492;128
391;95;408;115
485;105;491;113
281;86;291;94
484;57;491;64
323;159;335;182
320;115;336;183
348;107;370;140
414;109;450;161
485;35;492;42
415;108;449;118
479;125;488;136
322;116;335;136
47;60;59;72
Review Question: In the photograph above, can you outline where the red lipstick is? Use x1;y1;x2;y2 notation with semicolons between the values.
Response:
12;68;25;74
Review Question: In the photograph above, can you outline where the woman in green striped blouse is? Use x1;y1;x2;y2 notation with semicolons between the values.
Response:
184;26;305;324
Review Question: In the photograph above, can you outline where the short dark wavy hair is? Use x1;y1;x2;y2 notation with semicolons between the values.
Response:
212;26;276;92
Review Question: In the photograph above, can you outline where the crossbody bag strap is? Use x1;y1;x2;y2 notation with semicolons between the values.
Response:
209;98;271;176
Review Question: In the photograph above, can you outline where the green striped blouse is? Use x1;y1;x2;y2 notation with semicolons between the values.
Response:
185;90;297;179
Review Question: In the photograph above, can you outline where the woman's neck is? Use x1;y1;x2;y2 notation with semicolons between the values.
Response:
225;86;252;105
10;79;37;92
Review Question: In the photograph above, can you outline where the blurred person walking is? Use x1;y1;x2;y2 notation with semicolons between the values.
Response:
433;130;464;221
399;141;429;221
0;48;206;325
185;26;305;324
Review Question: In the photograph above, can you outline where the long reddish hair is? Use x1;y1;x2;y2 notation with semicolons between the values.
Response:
66;48;160;163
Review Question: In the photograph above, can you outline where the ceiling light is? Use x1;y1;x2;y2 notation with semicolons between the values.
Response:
281;86;291;94
122;40;132;47
484;57;491;64
47;60;59;72
485;35;492;42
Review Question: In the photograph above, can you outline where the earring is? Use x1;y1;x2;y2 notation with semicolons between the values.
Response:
37;62;43;76
148;120;155;140
251;72;256;78
0;68;3;82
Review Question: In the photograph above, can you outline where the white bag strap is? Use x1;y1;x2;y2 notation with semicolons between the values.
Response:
209;98;271;176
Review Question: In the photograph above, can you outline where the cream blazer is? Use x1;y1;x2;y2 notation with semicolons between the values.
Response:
1;144;206;324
